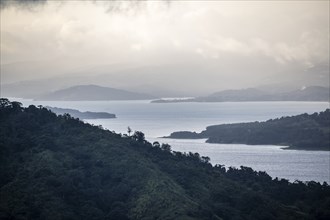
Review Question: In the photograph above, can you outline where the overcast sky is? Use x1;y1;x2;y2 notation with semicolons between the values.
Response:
1;0;329;95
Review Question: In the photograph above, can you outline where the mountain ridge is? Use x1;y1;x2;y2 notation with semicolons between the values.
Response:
36;84;157;101
152;86;330;103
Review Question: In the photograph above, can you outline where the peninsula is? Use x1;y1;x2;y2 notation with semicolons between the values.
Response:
166;109;330;151
46;106;116;119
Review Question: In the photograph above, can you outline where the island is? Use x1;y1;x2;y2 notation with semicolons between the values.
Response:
166;109;330;151
152;86;330;103
46;106;116;119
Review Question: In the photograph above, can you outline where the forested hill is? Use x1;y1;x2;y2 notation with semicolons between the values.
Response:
1;98;330;220
168;110;330;150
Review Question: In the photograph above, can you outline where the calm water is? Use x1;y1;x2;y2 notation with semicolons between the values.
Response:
17;99;330;183
151;138;330;183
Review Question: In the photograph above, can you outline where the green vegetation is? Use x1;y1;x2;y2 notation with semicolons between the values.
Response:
1;98;330;220
168;110;330;150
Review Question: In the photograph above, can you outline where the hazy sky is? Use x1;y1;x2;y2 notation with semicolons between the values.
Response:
1;0;329;96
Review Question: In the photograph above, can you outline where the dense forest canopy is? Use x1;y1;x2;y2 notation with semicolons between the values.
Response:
168;109;330;150
0;98;330;220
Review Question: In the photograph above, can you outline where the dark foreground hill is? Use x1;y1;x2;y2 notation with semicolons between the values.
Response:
0;98;329;220
167;110;330;151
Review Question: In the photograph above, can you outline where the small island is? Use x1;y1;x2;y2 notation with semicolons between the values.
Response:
166;109;330;151
46;106;116;119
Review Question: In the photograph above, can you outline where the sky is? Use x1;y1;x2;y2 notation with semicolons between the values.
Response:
0;0;329;97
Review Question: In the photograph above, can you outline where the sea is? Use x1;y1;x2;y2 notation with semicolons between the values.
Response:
15;98;330;183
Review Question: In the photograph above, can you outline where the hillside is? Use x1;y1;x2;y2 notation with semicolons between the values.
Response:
151;86;330;103
36;85;157;101
167;110;330;150
1;98;330;220
46;106;116;119
275;86;330;101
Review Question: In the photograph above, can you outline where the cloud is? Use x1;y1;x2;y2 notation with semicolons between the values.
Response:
0;0;47;10
0;0;328;93
0;0;171;14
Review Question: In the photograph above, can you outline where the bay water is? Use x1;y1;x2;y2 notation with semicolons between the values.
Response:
16;99;330;183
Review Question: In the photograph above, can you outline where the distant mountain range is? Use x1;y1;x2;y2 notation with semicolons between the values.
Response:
36;85;157;101
46;106;116;119
152;86;330;103
2;60;328;99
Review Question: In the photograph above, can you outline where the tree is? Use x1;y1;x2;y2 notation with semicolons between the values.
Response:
0;98;11;108
201;156;210;164
152;141;160;148
10;101;22;112
132;131;145;143
0;98;22;111
127;127;132;136
161;143;171;152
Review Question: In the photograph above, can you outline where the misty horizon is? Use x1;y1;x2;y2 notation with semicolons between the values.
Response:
1;0;329;97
